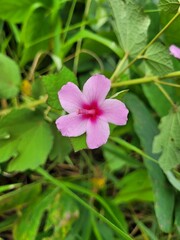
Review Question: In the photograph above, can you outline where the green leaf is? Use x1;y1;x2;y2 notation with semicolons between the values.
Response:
153;107;180;171
49;125;72;162
103;142;142;172
20;6;54;65
142;81;174;117
0;109;53;171
160;7;180;45
45;193;79;238
143;42;174;76
0;0;37;23
0;53;21;99
135;219;159;240
0;183;41;214
166;171;180;191
124;93;175;233
109;0;150;57
42;66;78;110
159;0;180;12
62;29;123;58
13;188;58;240
70;134;87;152
114;169;154;204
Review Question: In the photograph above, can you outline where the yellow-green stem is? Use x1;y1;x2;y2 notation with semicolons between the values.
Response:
0;95;48;117
111;71;180;88
118;10;180;75
154;82;178;111
110;52;129;81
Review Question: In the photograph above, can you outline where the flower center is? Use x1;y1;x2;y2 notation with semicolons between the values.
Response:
77;101;103;120
78;109;96;115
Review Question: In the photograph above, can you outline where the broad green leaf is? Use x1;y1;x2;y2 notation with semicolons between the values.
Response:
124;93;175;233
142;81;174;117
159;0;180;12
153;107;180;171
166;171;180;191
0;0;37;23
103;142;142;171
143;42;174;76
160;6;180;45
109;0;150;57
0;183;41;214
62;29;123;58
114;169;154;204
0;109;53;171
13;188;58;240
20;7;54;65
70;134;87;152
0;53;21;99
49;125;72;162
42;66;78;110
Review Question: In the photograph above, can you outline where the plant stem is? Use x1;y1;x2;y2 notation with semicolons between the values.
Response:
62;0;77;42
154;82;178;111
118;11;180;75
110;137;159;164
0;95;48;117
111;71;180;88
73;0;92;74
110;52;129;81
36;167;133;240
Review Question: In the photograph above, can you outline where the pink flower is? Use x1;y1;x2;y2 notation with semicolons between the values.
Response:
55;74;129;149
169;45;180;59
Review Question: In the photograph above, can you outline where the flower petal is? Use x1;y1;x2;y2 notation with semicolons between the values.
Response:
169;45;180;59
58;82;86;113
100;99;128;125
83;74;111;104
86;119;110;149
56;113;87;137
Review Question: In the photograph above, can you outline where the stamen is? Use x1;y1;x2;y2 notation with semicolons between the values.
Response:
78;109;96;115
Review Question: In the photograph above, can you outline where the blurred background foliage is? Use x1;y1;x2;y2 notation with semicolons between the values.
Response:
0;0;180;239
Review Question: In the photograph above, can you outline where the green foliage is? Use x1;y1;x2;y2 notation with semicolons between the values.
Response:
114;169;154;204
153;107;180;171
13;188;58;240
109;0;150;57
0;182;41;213
124;93;176;233
0;0;37;23
143;42;174;76
160;0;180;45
0;0;180;239
42;66;78;111
142;81;174;117
70;134;87;152
159;0;180;12
0;53;21;99
0;109;53;171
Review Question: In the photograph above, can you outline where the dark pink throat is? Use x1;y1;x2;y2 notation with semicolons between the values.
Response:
78;101;102;120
